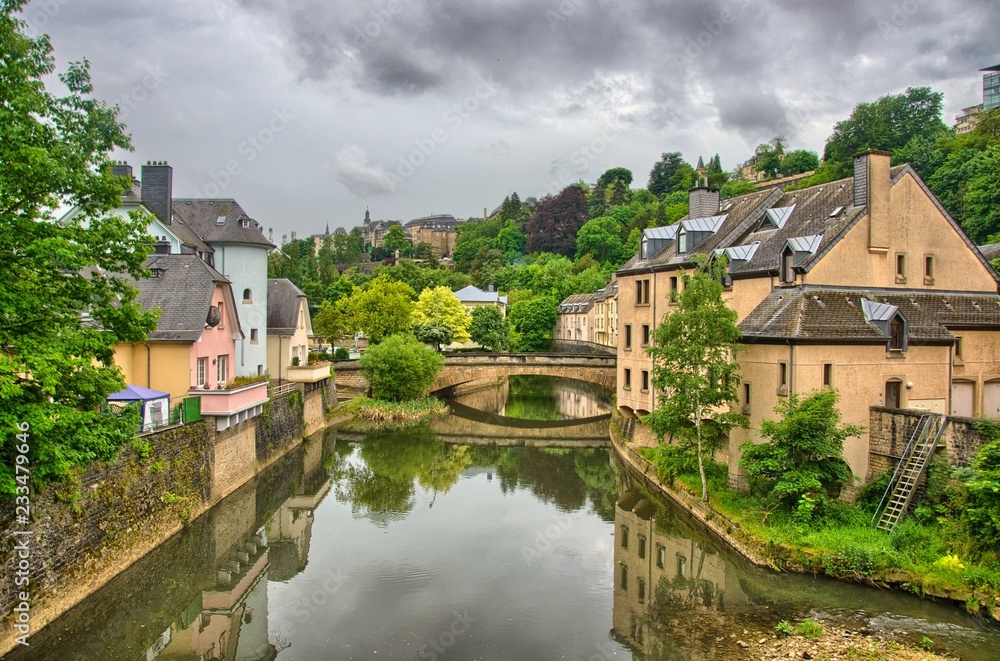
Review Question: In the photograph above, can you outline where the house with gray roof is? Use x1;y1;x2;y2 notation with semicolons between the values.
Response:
615;150;1000;487
454;285;508;314
267;279;320;384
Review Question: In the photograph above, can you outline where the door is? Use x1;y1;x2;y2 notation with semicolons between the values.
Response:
951;381;975;417
884;380;901;409
983;381;1000;419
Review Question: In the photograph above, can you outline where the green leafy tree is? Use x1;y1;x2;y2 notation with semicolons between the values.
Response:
575;216;624;264
644;259;747;501
752;136;785;179
382;224;410;256
313;299;352;347
325;275;356;305
412;321;453;351
0;4;161;494
469;305;510;352
648;152;687;197
779;149;819;175
358;334;444;401
590;167;633;217
720;179;757;199
508;296;558;352
495;219;527;261
412;286;471;343
961;426;1000;550
347;274;414;343
738;389;860;520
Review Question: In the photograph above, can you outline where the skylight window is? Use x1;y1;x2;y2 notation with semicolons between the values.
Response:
829;206;844;217
216;215;226;225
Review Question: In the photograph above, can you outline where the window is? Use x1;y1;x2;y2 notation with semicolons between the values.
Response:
216;354;228;385
896;253;907;282
218;302;224;329
678;228;688;253
669;275;679;301
656;544;665;569
955;336;964;362
635;279;650;305
250;328;259;344
638;535;647;559
620;564;628;590
197;357;207;387
642;324;650;346
778;362;788;395
621;525;629;549
641;370;650;392
640;237;648;259
677;555;687;578
743;382;751;414
624;324;632;349
637;578;646;603
623;368;632;390
823;363;833;388
889;316;906;351
242;288;252;302
925;254;935;284
780;248;795;283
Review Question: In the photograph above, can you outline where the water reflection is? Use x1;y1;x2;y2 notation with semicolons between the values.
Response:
451;375;612;420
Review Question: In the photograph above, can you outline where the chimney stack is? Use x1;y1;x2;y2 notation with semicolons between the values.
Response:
112;160;133;182
688;185;720;219
853;150;892;252
140;161;173;226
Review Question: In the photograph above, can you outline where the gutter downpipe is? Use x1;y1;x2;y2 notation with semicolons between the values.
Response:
143;342;152;389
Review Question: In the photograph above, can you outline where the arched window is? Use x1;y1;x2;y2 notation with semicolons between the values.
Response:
243;288;252;302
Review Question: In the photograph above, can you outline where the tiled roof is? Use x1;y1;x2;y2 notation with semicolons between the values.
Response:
739;286;1000;342
267;278;305;334
979;242;1000;262
171;199;275;249
558;293;597;313
132;255;235;342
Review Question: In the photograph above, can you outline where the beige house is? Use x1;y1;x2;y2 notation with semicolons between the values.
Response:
454;284;508;315
266;278;312;382
594;279;619;348
404;214;464;257
554;293;597;342
615;151;1000;485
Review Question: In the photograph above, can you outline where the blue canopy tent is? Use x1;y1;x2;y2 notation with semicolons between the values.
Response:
106;384;171;432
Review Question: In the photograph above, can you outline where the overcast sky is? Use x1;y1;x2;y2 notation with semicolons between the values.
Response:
25;0;999;238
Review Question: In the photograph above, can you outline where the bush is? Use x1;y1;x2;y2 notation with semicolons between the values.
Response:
358;333;444;401
334;347;350;360
794;619;823;639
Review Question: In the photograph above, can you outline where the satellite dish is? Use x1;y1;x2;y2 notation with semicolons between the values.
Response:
206;305;222;328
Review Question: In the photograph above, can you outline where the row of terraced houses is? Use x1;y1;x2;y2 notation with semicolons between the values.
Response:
557;150;1000;487
63;161;328;432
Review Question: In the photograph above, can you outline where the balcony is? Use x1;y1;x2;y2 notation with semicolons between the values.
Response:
286;361;332;384
189;381;269;431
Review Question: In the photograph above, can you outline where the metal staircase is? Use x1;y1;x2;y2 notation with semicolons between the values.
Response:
873;413;947;532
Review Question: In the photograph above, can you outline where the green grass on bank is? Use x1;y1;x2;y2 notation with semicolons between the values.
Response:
338;396;448;424
640;448;1000;607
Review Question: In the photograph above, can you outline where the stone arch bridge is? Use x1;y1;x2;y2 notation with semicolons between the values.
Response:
332;353;617;396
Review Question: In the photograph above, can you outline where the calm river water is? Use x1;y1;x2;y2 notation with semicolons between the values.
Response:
9;376;1000;660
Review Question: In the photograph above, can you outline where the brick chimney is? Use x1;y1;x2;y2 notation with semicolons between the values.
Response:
688;185;720;218
853;150;892;252
140;161;173;225
112;160;133;181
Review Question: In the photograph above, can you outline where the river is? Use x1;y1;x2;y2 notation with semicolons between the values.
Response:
8;376;1000;660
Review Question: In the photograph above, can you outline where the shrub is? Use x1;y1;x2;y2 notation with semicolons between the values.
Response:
794;619;823;638
358;333;444;401
334;347;350;360
775;620;793;637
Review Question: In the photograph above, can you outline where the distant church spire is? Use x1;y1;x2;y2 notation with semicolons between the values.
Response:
364;206;371;224
325;221;330;235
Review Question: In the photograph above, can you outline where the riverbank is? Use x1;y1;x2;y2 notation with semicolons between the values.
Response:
334;395;448;424
609;416;1000;625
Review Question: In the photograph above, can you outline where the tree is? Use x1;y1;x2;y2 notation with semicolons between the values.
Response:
358;334;444;401
469;305;510;352
313;299;352;348
412;322;453;351
648;152;686;197
752;136;785;179
325;275;356;305
412;286;472;344
346;275;414;343
495;219;526;261
738;389;860;520
508;296;558;352
823;87;947;177
779;149;819;175
526;185;589;256
575;216;624;264
644;259;747;501
720;179;757;199
590;167;633;217
382;224;410;256
0;4;161;494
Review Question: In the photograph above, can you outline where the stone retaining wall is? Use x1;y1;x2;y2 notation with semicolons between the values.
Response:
868;407;990;481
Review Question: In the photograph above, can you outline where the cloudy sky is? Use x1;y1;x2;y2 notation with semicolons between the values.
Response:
25;0;999;237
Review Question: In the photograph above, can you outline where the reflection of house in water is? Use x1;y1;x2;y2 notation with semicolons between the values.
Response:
612;489;749;653
266;436;332;580
554;378;612;419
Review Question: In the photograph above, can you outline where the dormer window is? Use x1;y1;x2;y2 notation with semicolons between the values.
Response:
889;316;906;351
677;229;688;254
780;246;795;283
640;237;648;259
861;298;907;352
241;219;250;228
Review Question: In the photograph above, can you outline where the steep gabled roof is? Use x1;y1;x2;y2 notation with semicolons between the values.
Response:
558;293;597;313
132;255;239;342
267;278;306;335
171;199;275;249
739;286;1000;342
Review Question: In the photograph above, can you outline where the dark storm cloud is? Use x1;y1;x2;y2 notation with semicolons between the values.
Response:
28;0;1000;234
